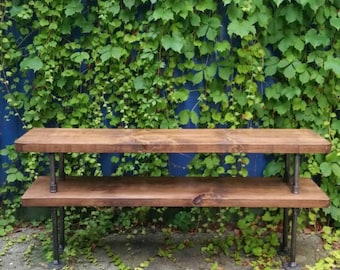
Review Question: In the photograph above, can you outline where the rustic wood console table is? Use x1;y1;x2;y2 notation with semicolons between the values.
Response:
15;128;331;269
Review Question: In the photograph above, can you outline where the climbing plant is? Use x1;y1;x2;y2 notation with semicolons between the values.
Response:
0;0;339;267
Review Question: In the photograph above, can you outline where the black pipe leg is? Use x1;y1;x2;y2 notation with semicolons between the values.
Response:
51;208;60;265
49;208;64;269
293;155;300;194
59;207;65;252
49;154;57;193
284;154;291;183
279;208;290;255
58;153;65;180
283;208;301;270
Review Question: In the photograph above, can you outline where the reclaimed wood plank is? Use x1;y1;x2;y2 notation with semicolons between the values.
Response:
22;176;330;208
15;128;331;154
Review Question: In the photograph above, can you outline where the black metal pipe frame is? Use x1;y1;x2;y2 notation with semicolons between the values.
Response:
49;153;63;268
49;153;57;193
283;208;301;270
48;152;304;269
284;154;291;184
58;153;65;252
290;208;299;267
51;208;60;266
280;154;302;269
280;155;291;255
280;208;290;255
293;154;300;194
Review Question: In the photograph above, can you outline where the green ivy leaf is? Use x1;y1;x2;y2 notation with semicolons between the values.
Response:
296;0;309;7
171;1;194;19
221;0;232;5
283;64;296;80
161;32;185;53
9;5;24;17
252;246;263;257
320;162;332;177
263;160;282;176
331;119;340;132
331;163;340;177
330;14;340;30
123;0;135;9
326;152;338;163
265;64;277;76
265;84;281;100
190;111;199;125
272;0;284;7
284;5;302;24
308;0;325;12
197;25;209;38
276;100;290;115
317;94;328;109
20;56;43;72
225;155;236;164
292;97;306;111
190;13;201;26
70;52;90;64
305;29;330;48
99;45;126;62
61;18;72;34
210;91;228;104
277;59;290;68
299;70;310;84
192;71;203;85
233;91;247;107
205;64;217;81
216;41;231;52
153;8;174;22
172;89;189;102
206;27;218;41
65;0;83;17
227;19;256;38
218;67;233;81
134;76;145;90
278;33;304;53
179;109;190;125
196;0;217;11
106;3;120;16
75;16;94;33
324;55;340;76
282;86;301;100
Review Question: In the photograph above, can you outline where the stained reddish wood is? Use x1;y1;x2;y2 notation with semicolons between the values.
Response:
15;128;331;154
22;176;330;208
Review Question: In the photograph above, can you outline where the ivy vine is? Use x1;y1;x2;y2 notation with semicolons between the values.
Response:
0;0;339;268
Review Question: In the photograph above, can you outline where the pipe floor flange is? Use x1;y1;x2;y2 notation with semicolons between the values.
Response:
283;262;301;270
48;260;65;270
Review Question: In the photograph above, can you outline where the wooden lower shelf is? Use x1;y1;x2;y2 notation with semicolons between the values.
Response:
22;176;330;208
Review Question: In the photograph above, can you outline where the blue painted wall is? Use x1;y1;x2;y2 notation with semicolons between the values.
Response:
0;91;23;186
0;7;270;186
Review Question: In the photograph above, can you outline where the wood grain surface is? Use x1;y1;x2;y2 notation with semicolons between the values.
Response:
22;176;330;208
15;128;331;154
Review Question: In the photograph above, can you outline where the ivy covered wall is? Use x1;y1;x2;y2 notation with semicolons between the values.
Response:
0;0;339;223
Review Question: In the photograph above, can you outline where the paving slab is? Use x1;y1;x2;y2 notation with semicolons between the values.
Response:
0;228;330;270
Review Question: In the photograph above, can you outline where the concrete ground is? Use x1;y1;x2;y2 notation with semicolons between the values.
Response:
0;227;332;270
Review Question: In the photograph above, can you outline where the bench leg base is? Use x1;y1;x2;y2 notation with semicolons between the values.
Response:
279;208;301;269
51;208;64;268
48;260;65;270
279;208;290;256
283;262;301;270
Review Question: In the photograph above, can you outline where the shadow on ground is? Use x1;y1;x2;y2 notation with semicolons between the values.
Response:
0;228;330;270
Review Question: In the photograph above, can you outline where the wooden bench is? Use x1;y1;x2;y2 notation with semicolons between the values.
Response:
15;128;331;270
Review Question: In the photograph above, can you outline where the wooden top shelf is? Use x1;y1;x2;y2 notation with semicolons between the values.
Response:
14;128;331;154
